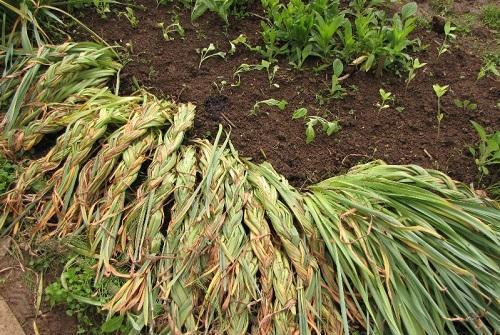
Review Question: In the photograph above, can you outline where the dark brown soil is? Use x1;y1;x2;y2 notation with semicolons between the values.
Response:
0;240;78;335
78;1;499;188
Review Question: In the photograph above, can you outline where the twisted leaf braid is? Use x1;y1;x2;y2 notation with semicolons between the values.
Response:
158;145;199;333
93;131;158;279
243;192;275;335
57;96;175;236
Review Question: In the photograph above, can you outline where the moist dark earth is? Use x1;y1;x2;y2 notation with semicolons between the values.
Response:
75;0;500;189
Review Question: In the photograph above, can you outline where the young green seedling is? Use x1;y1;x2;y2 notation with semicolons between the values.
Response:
376;88;394;111
228;34;252;55
251;99;287;115
453;99;477;112
405;58;427;92
233;60;279;88
157;19;185;41
196;43;227;69
432;84;449;139
437;21;456;57
119;7;139;29
330;59;347;99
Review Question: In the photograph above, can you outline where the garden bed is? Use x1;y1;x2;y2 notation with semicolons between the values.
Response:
80;0;499;187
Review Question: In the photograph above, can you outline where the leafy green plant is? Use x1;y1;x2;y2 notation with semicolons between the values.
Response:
405;58;426;92
190;0;248;23
453;98;477;111
292;107;341;143
157;18;185;41
196;43;227;68
259;0;418;71
118;7;139;29
251;98;287;114
0;156;16;194
233;60;279;87
376;88;394;111
432;84;449;138
469;121;500;176
437;21;456;57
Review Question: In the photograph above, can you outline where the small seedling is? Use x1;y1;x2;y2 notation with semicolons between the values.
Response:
251;99;287;115
306;117;341;144
292;108;341;143
213;80;228;94
432;84;449;138
119;7;139;29
376;88;394;111
157;19;185;41
437;21;456;57
233;60;279;88
453;99;477;111
329;59;347;99
292;107;308;120
196;43;226;69
405;58;427;92
228;34;251;55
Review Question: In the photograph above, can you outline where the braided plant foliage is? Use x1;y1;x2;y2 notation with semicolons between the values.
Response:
0;42;499;335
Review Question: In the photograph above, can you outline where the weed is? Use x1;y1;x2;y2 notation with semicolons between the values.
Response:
481;4;500;31
46;255;126;334
453;98;477;112
0;156;16;194
437;21;456;57
432;84;449;139
251;98;287;114
196;43;227;69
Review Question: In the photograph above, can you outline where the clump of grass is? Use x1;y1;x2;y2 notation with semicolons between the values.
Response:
482;4;500;31
430;0;454;14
